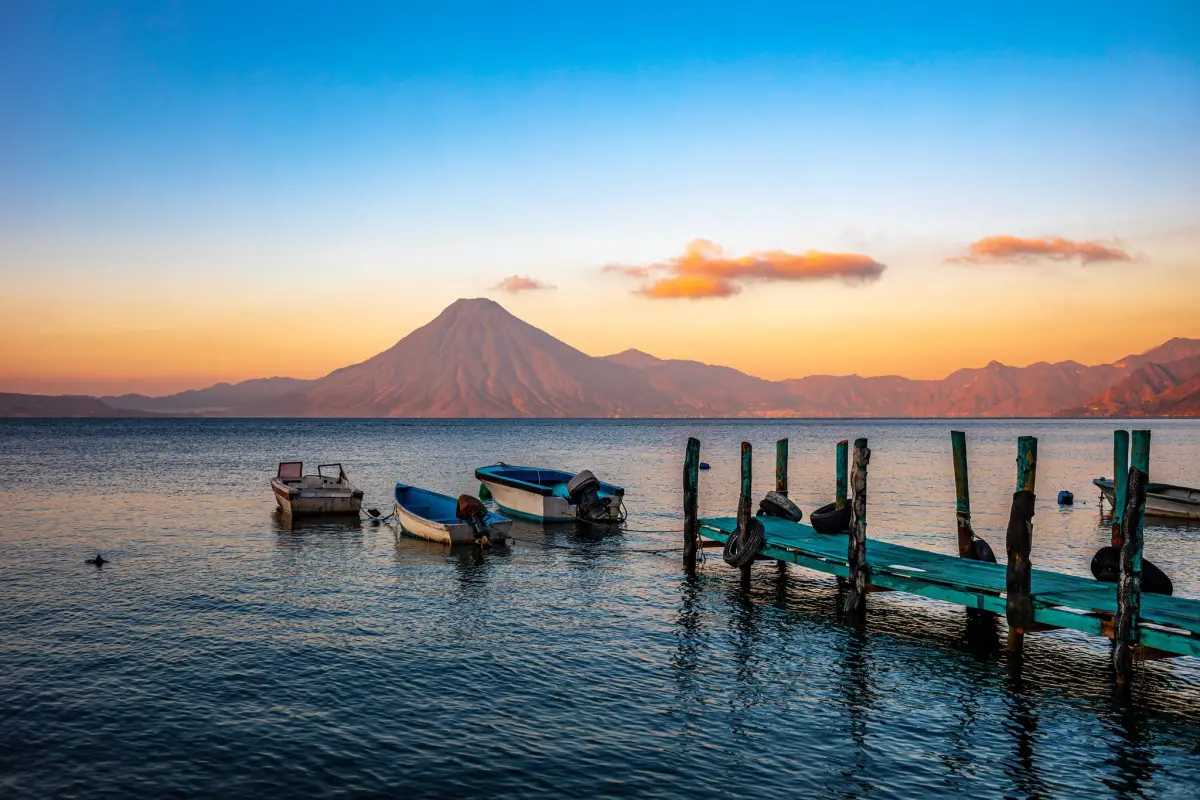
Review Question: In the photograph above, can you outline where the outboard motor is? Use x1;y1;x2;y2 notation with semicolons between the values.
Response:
456;494;492;545
567;470;613;524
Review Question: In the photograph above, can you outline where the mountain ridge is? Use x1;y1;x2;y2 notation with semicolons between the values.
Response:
8;299;1200;418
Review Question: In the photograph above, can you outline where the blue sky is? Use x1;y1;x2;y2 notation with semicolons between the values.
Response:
2;1;1198;393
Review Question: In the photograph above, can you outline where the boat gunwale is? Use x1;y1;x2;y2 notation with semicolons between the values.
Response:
474;465;626;498
1092;477;1200;508
394;482;510;529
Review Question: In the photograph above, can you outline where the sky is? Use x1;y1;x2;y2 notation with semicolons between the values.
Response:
1;1;1198;395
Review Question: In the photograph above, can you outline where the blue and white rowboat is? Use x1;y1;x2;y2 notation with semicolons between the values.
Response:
394;483;513;544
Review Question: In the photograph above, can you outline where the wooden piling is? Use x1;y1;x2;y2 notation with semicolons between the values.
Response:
951;430;974;559
738;441;753;583
1006;436;1038;652
683;437;701;576
1112;430;1130;547
835;439;849;510
1016;436;1037;494
775;438;788;495
842;438;871;615
1114;430;1150;684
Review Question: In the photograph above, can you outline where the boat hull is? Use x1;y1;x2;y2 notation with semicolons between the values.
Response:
475;465;625;523
272;479;363;517
1093;479;1200;521
395;504;513;544
393;484;513;544
481;479;575;522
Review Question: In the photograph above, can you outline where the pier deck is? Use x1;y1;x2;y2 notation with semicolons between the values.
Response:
699;516;1200;658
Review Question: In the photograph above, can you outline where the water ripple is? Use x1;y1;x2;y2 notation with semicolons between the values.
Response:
1;418;1198;798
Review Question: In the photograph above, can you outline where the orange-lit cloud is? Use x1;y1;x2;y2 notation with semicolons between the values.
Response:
493;275;555;293
601;264;652;278
948;235;1131;265
605;239;886;299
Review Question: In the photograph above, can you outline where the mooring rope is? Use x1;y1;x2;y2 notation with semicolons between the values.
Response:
572;514;685;534
620;527;685;534
501;533;685;556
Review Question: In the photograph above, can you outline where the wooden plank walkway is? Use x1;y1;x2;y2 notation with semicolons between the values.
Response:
699;516;1200;658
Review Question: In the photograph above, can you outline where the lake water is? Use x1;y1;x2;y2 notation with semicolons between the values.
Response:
1;418;1199;798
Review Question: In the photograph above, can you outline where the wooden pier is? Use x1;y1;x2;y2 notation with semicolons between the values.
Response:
684;432;1200;682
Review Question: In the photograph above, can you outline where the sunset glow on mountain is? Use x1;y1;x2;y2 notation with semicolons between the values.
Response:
1;3;1197;396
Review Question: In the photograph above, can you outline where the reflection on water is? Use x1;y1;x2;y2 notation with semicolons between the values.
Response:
1;418;1198;798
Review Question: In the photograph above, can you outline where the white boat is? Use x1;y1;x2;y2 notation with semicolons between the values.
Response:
393;483;513;544
474;464;624;523
1093;477;1200;521
271;461;364;517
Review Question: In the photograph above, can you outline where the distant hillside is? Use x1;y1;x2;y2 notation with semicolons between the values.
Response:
105;377;316;413
600;349;795;415
1065;354;1200;417
13;301;1200;419
0;393;155;418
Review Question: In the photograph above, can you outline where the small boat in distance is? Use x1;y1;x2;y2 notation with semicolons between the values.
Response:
475;464;624;523
394;484;513;544
271;461;364;517
1094;477;1200;521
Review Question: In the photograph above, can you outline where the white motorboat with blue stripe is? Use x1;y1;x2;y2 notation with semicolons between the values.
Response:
474;465;625;523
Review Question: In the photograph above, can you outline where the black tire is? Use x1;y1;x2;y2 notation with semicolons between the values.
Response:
1090;546;1173;595
970;537;997;563
810;502;852;534
723;517;765;568
757;491;803;522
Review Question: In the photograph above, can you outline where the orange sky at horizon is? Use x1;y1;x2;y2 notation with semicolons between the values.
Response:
5;7;1199;399
3;228;1198;397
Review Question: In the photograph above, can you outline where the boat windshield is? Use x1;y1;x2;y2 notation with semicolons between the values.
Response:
318;463;346;481
278;461;303;479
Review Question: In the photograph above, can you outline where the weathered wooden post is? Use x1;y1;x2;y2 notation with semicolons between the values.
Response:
842;438;871;615
835;439;849;509
1006;436;1038;652
738;441;753;583
1112;430;1130;547
1114;430;1150;684
775;438;788;495
951;430;974;559
773;438;789;566
683;437;701;576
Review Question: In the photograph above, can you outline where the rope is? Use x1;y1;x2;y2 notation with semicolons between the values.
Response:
621;527;685;534
573;516;684;534
504;533;685;556
574;501;683;534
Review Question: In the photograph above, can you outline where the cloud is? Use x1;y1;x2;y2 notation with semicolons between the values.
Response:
605;239;887;300
492;275;555;293
948;235;1131;265
601;264;653;278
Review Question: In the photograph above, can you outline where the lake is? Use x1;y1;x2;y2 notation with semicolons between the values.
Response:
1;418;1198;798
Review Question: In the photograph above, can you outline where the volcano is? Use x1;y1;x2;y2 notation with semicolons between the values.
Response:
242;298;675;417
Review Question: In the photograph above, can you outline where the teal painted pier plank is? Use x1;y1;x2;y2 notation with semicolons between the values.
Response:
698;516;1200;658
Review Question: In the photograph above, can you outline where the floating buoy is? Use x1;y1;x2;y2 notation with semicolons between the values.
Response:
699;462;711;471
1058;490;1074;505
